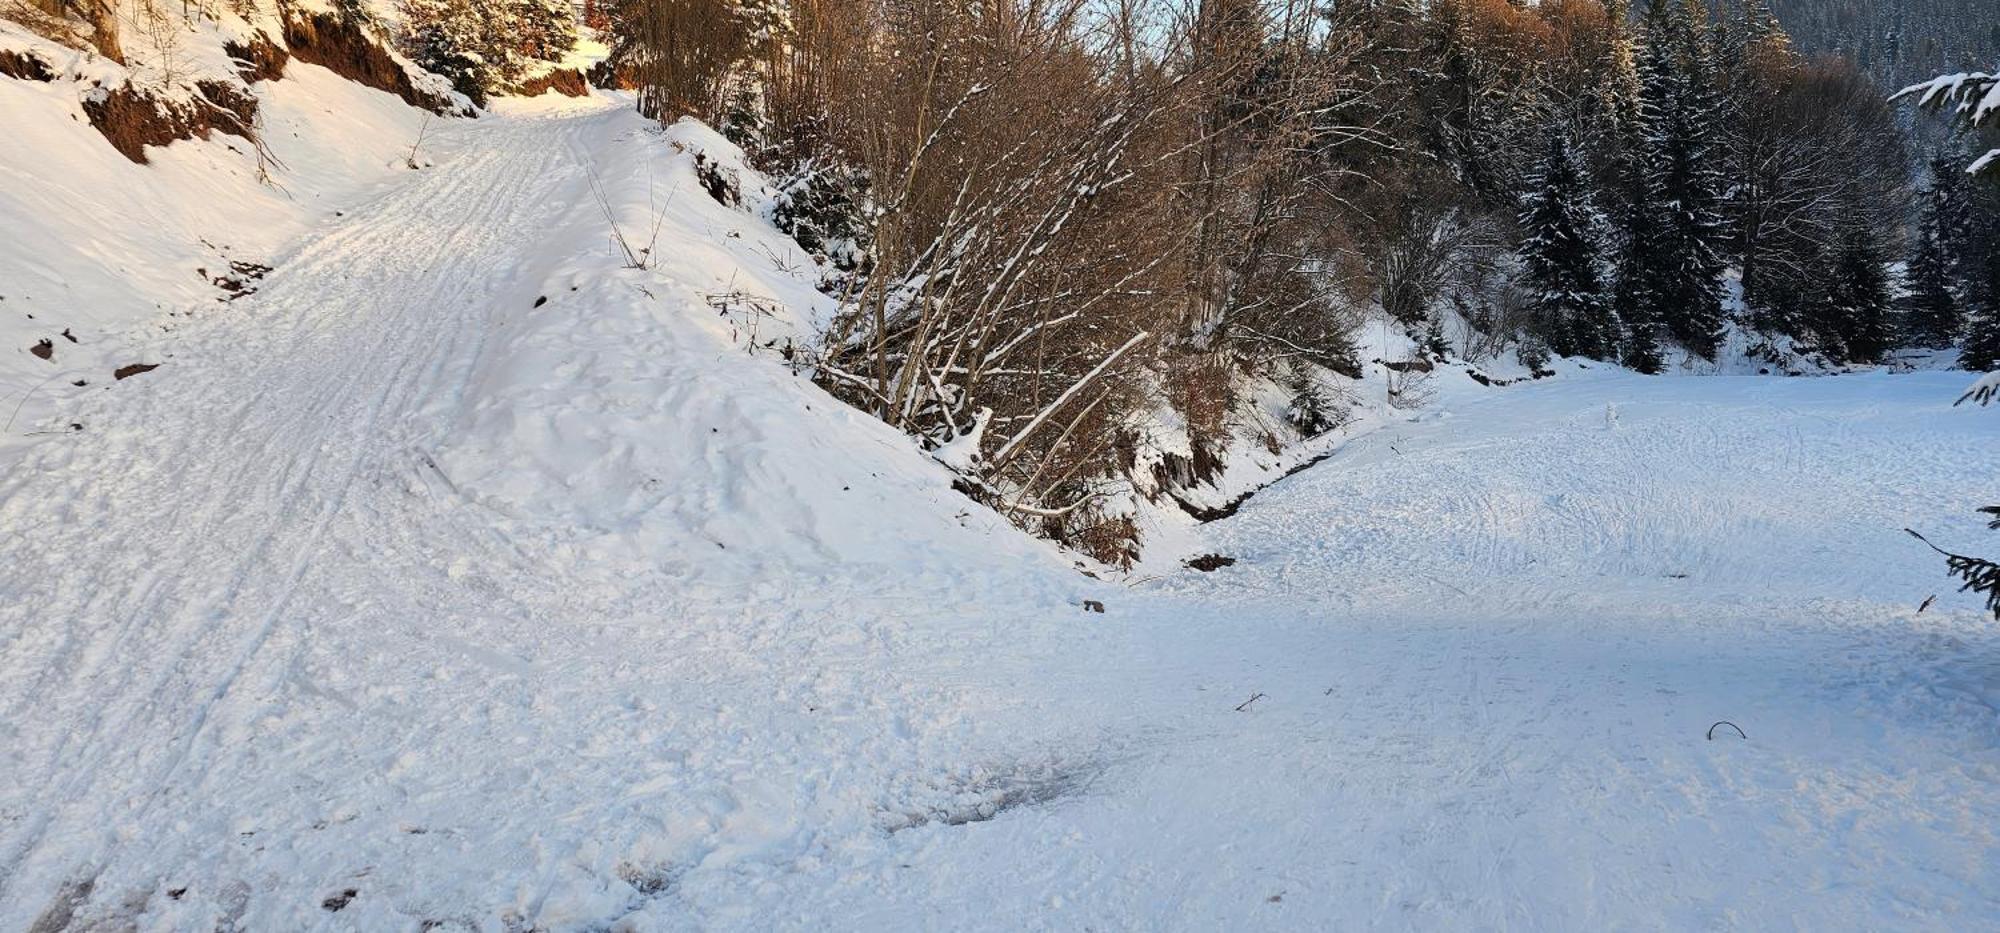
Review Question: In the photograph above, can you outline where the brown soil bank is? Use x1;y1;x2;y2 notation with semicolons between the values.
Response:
83;80;258;164
0;48;57;82
223;32;290;84
281;12;471;116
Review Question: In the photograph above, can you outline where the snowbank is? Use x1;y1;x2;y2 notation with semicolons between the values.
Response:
1;48;457;453
430;108;1077;591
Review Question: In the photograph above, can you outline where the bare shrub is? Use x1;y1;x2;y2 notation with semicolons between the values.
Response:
618;0;1402;556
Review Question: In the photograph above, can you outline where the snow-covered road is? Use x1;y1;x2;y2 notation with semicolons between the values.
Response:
2;100;1997;930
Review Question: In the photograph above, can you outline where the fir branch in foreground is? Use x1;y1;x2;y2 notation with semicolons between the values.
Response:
1907;528;2000;619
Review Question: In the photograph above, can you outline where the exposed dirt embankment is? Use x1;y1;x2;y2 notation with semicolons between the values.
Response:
280;12;470;116
4;9;464;163
83;80;259;163
0;47;56;81
223;32;289;84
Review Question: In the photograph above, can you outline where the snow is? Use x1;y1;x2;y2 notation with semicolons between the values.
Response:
1962;370;2000;407
3;79;1999;930
1;59;459;441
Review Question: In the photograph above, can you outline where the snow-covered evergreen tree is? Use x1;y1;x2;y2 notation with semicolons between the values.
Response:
1738;0;1789;56
1903;158;1963;348
511;0;580;63
1818;229;1893;363
1624;0;1728;360
1894;71;1997;177
1597;0;1645;135
1965;220;2000;370
1612;150;1666;373
1894;68;1999;369
1963;306;2000;371
402;0;498;104
400;0;579;103
1519;132;1618;360
1958;180;2000;370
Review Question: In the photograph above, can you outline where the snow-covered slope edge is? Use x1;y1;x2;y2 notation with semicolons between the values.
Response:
0;13;468;445
433;109;1079;591
0;95;1106;930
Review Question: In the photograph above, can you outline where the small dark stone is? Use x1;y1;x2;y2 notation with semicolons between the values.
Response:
114;363;159;380
322;889;358;912
60;328;76;342
30;339;52;360
1082;600;1105;613
533;295;548;308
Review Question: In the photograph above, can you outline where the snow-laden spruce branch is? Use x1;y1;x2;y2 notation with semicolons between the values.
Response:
1893;71;1999;174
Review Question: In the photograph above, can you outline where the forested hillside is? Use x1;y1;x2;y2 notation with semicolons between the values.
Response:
1770;0;1997;87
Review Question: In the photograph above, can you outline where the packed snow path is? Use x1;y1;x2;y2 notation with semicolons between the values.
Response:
2;100;1997;929
0;109;603;922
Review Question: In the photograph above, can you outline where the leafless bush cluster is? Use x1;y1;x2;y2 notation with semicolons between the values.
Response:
609;0;1391;560
606;0;1937;558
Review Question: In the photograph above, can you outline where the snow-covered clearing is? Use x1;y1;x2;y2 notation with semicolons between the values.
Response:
2;97;1997;930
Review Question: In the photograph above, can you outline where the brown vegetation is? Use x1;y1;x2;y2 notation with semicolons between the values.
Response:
511;66;588;98
605;0;1400;561
608;0;1925;561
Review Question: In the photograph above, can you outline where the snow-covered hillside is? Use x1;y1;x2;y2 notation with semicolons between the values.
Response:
1;9;464;436
3;46;1999;932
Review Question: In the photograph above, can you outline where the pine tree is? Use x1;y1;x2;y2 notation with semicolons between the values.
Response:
1962;304;2000;370
1739;0;1789;56
1625;0;1728;360
402;0;496;105
1819;229;1893;363
1961;178;2000;370
1613;146;1666;373
1425;0;1511;199
1520;132;1618;360
1903;160;1963;348
510;0;579;63
1598;0;1644;135
399;0;578;102
1895;72;1996;178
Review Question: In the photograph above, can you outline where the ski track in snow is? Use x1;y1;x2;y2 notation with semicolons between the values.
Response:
2;100;1999;930
0;108;590;923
